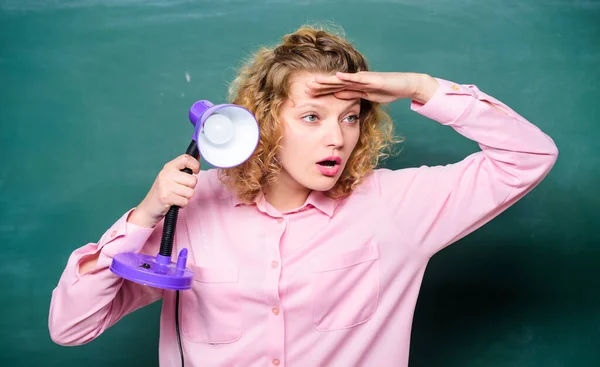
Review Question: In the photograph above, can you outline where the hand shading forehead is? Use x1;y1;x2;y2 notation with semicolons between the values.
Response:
285;71;360;111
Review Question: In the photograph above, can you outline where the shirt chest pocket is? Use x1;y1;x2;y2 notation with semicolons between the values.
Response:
180;265;242;344
310;240;380;331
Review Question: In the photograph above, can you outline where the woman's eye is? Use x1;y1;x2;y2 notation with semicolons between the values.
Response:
302;114;319;123
344;114;360;123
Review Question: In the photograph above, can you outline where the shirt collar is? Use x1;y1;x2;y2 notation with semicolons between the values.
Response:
232;189;336;218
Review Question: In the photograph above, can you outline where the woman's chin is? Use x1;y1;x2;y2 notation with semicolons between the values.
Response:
304;174;340;192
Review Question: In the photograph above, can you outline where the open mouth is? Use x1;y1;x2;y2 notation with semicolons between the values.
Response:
317;160;339;168
316;157;342;177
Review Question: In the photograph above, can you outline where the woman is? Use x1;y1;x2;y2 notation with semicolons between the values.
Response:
49;25;558;367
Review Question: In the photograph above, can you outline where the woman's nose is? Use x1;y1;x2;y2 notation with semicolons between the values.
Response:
325;120;344;148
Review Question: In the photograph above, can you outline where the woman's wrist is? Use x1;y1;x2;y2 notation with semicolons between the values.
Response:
411;73;439;105
127;205;157;228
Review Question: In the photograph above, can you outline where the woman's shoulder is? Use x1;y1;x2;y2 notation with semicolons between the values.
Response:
192;168;234;201
348;167;424;198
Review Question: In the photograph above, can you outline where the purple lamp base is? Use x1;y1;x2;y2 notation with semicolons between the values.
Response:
110;248;194;290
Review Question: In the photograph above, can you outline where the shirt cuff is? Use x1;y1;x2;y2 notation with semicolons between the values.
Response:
98;209;156;257
74;209;156;277
410;78;475;125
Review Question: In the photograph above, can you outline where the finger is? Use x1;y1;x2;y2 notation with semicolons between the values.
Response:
308;79;369;91
167;154;189;170
313;74;345;84
336;72;369;84
305;80;346;91
172;171;198;188
167;194;189;208
333;90;368;100
171;183;195;200
190;157;201;174
308;81;346;87
169;154;200;174
305;86;346;96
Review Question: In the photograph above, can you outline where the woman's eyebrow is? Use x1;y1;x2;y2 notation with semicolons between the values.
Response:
294;102;326;109
295;100;360;111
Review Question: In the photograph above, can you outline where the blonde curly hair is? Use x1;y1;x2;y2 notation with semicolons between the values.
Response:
218;24;400;203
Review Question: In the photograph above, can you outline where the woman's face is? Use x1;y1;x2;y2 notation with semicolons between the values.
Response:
275;71;361;193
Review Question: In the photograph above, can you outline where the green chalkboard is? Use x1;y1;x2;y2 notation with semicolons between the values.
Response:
1;1;599;366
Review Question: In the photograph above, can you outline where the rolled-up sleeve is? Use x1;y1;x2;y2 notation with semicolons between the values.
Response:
49;209;163;346
376;78;558;257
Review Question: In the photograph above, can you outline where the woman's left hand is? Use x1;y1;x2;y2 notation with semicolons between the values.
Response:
306;71;438;104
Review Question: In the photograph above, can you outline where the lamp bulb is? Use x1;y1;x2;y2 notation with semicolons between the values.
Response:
202;114;234;145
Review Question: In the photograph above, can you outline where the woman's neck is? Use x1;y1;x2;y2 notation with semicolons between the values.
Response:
263;176;311;213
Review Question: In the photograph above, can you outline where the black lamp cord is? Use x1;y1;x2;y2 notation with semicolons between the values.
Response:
176;290;183;367
160;140;199;367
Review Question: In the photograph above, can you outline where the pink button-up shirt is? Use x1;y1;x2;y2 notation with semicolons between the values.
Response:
49;79;558;367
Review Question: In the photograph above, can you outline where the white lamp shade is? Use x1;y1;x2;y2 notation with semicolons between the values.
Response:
196;105;259;168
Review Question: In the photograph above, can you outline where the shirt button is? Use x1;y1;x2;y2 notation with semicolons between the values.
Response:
110;230;117;238
277;217;284;223
272;358;280;366
451;83;460;91
271;260;279;268
272;306;280;316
